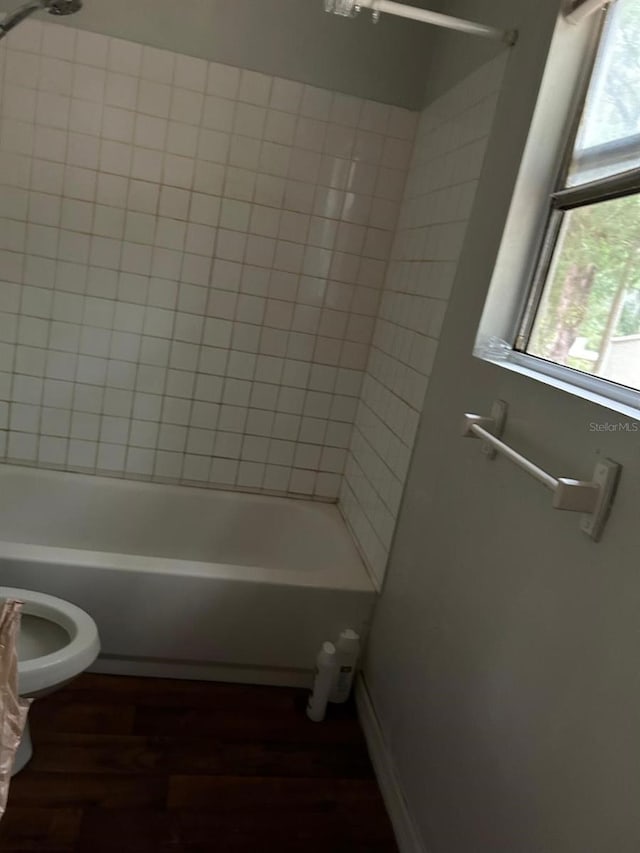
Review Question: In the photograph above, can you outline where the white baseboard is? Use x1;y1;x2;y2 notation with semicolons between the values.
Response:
356;675;427;853
90;654;313;688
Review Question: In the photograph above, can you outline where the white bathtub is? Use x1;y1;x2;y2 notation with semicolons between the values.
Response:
0;464;375;687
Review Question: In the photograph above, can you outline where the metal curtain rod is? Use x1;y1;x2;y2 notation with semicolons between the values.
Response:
462;402;621;541
324;0;518;45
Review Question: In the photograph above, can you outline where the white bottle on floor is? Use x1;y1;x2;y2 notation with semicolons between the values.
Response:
306;642;338;722
329;629;360;704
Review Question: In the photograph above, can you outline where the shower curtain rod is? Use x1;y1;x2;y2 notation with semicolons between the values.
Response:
324;0;518;45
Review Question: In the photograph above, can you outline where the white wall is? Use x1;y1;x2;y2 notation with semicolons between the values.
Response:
340;55;505;585
364;1;640;851
0;0;434;108
0;19;415;497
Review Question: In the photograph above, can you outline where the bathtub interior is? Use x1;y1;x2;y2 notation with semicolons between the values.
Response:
0;464;366;577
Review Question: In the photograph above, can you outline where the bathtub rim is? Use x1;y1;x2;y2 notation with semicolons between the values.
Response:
0;540;375;593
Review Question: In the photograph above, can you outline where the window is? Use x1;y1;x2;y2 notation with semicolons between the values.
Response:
517;0;640;395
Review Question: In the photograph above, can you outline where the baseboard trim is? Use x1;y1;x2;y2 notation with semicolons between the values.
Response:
355;675;427;853
90;654;313;688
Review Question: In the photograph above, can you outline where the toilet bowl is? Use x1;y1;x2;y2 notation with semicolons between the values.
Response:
0;587;100;775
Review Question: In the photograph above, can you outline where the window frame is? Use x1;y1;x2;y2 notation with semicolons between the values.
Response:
475;3;640;418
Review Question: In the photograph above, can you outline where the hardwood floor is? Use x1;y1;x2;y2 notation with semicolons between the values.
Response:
0;674;398;852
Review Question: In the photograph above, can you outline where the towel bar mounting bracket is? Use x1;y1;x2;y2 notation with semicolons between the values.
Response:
462;401;622;541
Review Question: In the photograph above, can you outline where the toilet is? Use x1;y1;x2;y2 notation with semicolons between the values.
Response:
0;587;100;775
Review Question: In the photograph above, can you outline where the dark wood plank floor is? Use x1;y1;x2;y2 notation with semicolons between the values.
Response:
1;674;398;852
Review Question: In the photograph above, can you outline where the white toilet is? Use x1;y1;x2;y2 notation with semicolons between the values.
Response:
0;587;100;775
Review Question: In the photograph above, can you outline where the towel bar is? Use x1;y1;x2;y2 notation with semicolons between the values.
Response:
462;403;621;541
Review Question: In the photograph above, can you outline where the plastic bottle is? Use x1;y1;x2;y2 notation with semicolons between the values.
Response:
329;629;360;703
306;642;338;722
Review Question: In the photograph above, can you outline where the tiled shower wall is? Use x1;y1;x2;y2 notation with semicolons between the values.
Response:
0;20;416;499
340;56;507;585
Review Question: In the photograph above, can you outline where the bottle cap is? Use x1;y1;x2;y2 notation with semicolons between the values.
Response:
322;642;336;655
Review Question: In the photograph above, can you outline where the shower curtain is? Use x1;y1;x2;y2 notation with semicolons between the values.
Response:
0;600;29;818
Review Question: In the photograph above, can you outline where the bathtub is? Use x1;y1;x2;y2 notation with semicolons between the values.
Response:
0;464;375;687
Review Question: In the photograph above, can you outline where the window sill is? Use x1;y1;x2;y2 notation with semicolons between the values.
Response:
475;349;640;422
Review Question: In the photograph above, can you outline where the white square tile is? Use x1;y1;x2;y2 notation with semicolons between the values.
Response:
215;229;246;263
1;119;34;157
233;103;266;139
89;235;122;269
126;446;155;475
164;154;194;189
289;468;315;495
242;432;269;463
137;80;172;118
102;106;135;143
239;70;272;106
38;435;68;465
155;450;183;479
7;431;38;461
141;46;175;84
41;406;71;436
219;198;250;232
58;230;90;264
134;114;168;150
127;180;160;214
197;129;230;164
97;442;127;471
151;248;183;282
224;167;256;202
206;62;240;99
33;126;67;163
5;50;40;89
156;186;187;221
10;402;41;433
68;98;102;136
108;38;142;76
155;217;186;252
202;95;236;133
189;193;220;227
209;456;237;485
39;56;74;96
174;55;207;92
263;464;290;492
72;65;106;102
93;205;125;239
121;242;152;275
105;72;138;110
131;148;163;183
100;140;132;177
193;161;225;196
170;89;204;126
270;78;303;114
331;93;362;128
301;86;332;121
184;223;215;256
264;110;296;146
64;165;98;201
75;31;110;68
67;438;97;469
166;121;199;158
60;199;93;233
66;133;100;170
3;84;38;124
42;23;76;60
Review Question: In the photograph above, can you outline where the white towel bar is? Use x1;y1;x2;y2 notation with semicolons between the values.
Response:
462;404;621;541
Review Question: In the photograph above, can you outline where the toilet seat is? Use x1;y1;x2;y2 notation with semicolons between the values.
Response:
0;587;100;696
